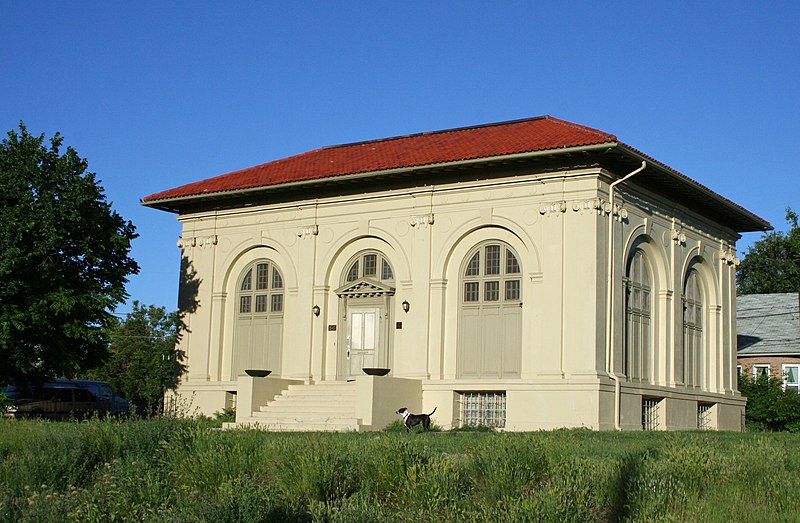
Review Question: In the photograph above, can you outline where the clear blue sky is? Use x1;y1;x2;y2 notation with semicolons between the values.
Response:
2;2;798;313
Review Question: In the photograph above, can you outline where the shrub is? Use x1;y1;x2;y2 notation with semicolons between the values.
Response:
738;373;800;431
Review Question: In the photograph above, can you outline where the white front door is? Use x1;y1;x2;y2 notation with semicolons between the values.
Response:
346;307;380;379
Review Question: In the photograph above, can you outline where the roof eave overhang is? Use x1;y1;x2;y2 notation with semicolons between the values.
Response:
613;144;772;233
140;142;618;212
141;142;772;234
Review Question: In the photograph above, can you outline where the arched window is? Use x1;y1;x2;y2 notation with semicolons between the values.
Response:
457;242;522;379
343;251;394;284
625;250;652;381
233;260;284;378
238;261;284;315
683;268;703;387
461;243;522;305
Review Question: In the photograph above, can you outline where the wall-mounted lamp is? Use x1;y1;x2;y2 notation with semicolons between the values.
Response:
312;305;321;317
402;300;410;313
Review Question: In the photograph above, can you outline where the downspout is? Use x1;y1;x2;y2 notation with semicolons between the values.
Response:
605;161;647;430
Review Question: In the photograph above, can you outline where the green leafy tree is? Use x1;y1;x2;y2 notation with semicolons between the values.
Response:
737;208;800;294
90;302;187;413
738;372;800;431
0;124;139;385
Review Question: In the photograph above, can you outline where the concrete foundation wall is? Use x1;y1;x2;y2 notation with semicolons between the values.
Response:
355;376;422;430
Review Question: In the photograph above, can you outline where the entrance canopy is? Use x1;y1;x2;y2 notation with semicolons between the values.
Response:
334;278;396;299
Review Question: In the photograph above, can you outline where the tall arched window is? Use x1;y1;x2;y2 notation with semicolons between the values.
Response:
683;268;703;387
458;241;522;379
625;250;652;381
232;260;284;378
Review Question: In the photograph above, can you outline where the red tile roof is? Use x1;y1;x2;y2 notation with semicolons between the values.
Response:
142;116;615;203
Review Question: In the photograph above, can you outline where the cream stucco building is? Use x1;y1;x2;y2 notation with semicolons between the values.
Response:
143;116;769;431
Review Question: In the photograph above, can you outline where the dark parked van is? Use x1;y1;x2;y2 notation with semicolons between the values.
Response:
4;379;129;419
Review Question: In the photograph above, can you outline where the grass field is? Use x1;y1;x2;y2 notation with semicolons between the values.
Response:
0;419;798;522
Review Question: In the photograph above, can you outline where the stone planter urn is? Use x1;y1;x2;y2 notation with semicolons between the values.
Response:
362;368;390;376
244;369;272;378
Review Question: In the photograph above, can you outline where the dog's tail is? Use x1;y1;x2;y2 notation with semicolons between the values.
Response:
428;407;437;416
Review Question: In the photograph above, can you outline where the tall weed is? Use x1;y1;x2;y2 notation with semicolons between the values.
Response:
1;420;799;522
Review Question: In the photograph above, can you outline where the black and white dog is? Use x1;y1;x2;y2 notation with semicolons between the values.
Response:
396;407;437;431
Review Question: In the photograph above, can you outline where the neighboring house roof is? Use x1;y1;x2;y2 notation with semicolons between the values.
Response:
141;115;770;232
737;293;800;356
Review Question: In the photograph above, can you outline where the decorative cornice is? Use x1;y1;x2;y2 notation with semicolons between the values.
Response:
538;200;567;216
177;235;217;249
296;224;319;238
619;189;736;246
718;245;740;266
410;213;435;227
572;198;605;214
671;228;687;246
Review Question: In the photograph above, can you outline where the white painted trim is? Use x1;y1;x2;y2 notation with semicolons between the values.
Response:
782;363;799;392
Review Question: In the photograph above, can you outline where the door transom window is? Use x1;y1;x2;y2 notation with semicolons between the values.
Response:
344;251;394;283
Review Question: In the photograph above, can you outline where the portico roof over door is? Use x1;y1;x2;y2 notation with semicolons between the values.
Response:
334;278;396;299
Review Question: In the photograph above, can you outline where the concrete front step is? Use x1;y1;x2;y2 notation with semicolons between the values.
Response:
287;382;352;389
282;389;355;397
268;398;356;410
235;380;362;432
232;417;361;432
227;421;360;432
254;416;357;424
260;404;355;414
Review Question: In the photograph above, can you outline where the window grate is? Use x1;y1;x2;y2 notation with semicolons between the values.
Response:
459;392;506;428
697;403;712;430
642;398;661;431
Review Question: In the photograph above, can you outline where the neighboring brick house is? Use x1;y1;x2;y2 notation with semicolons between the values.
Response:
737;293;800;392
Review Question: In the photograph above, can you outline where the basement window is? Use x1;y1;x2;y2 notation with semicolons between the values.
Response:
459;391;506;428
642;397;662;431
697;402;713;430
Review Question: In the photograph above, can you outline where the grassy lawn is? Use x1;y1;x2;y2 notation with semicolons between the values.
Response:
0;419;798;522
